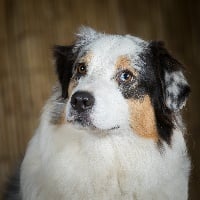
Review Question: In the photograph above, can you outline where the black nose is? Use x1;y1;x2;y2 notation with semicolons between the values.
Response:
70;91;95;113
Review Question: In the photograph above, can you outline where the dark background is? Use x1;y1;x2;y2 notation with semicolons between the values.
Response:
0;0;199;199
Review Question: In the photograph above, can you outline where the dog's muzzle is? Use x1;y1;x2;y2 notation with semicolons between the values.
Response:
69;91;95;126
68;91;120;131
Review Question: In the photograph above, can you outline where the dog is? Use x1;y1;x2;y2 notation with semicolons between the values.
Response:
5;27;191;200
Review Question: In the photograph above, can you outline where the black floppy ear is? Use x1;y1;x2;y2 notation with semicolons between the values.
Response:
53;45;75;98
149;41;190;112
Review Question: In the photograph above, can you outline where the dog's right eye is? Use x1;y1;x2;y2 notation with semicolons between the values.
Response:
76;63;87;75
117;70;135;84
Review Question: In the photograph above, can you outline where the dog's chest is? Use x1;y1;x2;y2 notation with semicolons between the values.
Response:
34;134;164;199
21;128;187;200
44;135;136;199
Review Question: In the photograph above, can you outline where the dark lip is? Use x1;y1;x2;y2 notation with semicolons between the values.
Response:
67;117;120;132
106;125;120;131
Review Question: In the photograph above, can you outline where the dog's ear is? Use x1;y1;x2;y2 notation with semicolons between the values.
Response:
53;45;75;98
149;41;190;112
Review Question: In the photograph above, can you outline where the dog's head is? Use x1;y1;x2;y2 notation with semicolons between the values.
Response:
53;27;190;144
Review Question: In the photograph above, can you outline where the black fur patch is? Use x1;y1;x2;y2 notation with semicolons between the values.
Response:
3;167;22;200
142;41;190;144
176;83;190;109
144;42;173;144
53;45;76;98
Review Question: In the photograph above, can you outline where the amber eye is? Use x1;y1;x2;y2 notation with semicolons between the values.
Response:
119;70;133;83
77;63;87;75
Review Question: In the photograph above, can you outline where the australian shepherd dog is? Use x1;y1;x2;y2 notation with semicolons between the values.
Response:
5;27;190;200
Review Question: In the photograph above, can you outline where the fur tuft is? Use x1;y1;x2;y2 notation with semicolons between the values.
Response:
74;26;102;52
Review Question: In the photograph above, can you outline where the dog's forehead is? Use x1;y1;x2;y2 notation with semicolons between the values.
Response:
81;35;148;72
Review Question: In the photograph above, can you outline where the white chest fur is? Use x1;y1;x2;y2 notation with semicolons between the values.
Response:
21;123;190;200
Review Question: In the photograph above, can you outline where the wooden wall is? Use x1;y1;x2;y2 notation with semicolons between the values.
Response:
0;0;199;199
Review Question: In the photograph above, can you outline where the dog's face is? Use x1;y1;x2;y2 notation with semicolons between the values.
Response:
53;27;190;144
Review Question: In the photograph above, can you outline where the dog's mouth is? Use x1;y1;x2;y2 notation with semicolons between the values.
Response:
67;113;120;132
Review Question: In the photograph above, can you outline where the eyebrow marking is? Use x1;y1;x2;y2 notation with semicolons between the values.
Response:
79;52;93;64
115;55;138;76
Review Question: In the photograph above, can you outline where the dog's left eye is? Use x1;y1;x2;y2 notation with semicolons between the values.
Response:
77;63;87;75
118;70;134;83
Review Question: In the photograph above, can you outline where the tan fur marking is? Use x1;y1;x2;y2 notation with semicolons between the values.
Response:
68;79;78;96
79;52;93;64
68;52;93;96
56;110;66;125
50;104;67;125
128;96;158;141
115;55;138;76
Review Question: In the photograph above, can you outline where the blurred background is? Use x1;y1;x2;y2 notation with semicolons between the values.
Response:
0;0;199;199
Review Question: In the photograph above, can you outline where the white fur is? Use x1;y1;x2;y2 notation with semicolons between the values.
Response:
20;28;190;200
21;114;190;200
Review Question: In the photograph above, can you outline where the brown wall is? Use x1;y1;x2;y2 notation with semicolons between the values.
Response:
0;0;199;199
